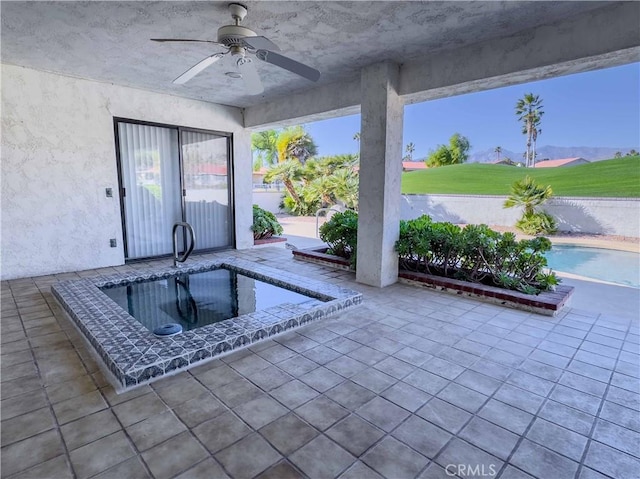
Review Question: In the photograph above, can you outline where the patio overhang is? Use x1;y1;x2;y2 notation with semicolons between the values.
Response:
244;2;640;128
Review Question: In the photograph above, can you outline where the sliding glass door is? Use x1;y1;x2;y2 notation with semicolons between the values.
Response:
115;120;233;260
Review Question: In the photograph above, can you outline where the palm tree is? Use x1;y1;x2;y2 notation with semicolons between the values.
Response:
328;168;359;209
405;142;416;161
324;153;359;170
264;160;304;206
306;175;333;207
504;175;556;234
251;130;279;167
252;157;263;172
503;175;553;217
515;94;544;168
530;114;542;167
276;126;317;164
494;146;502;162
302;155;359;207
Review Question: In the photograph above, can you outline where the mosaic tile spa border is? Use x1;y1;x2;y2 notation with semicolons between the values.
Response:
52;257;362;393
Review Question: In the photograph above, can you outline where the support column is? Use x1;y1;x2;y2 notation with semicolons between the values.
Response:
233;129;254;249
356;61;403;287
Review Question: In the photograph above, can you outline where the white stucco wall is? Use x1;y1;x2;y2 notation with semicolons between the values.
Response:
252;191;285;213
1;64;252;280
401;195;640;238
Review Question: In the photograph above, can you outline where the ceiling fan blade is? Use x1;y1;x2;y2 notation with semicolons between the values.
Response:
152;38;224;46
236;57;264;95
241;36;280;52
255;50;320;82
173;53;224;84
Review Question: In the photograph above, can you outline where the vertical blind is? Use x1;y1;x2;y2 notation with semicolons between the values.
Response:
181;130;231;250
118;123;181;259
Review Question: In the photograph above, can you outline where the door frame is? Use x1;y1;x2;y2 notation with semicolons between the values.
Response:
113;117;235;261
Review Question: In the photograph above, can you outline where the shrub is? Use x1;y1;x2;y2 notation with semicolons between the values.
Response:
319;210;358;265
395;215;559;294
251;205;283;240
425;133;471;167
515;211;557;236
318;212;558;294
282;194;320;216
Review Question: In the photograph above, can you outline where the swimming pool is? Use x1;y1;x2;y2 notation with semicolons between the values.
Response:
52;257;362;392
545;245;639;288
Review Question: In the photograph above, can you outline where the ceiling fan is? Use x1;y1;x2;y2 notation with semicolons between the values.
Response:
152;3;321;95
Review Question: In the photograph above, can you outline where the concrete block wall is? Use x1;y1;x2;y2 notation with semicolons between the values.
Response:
401;194;640;238
252;191;285;213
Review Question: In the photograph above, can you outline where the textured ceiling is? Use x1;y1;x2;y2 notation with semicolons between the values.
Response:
1;1;609;108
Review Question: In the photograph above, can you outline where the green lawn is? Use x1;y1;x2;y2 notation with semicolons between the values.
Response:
401;156;640;197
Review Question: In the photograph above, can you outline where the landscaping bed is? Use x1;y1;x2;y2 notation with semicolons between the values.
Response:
292;246;352;271
293;247;573;316
254;236;287;246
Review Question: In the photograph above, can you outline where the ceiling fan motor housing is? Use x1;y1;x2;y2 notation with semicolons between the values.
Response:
217;25;257;47
228;3;248;22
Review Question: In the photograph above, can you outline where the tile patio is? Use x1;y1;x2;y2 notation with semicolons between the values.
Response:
1;247;639;478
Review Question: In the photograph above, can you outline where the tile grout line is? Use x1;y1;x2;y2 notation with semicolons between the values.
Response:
7;281;80;479
228;310;436;477
9;277;160;479
148;388;240;479
362;310;536;474
350;303;551;477
67;310;157;479
575;311;637;479
187;358;317;479
410;307;618;478
415;311;538;479
275;317;411;475
490;311;602;479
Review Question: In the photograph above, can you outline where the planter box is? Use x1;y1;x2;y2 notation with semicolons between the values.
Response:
292;247;352;271
293;247;573;316
254;236;287;247
398;270;573;317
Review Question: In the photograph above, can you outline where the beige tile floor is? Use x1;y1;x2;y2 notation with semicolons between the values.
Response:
1;247;639;479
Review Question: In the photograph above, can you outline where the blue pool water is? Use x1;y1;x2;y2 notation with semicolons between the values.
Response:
102;267;321;332
545;245;639;288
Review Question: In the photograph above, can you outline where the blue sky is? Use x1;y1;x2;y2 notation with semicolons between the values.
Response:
304;63;640;159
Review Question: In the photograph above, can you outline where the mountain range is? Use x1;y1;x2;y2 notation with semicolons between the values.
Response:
465;145;638;164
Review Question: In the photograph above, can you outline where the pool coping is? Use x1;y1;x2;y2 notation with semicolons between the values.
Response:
52;257;362;392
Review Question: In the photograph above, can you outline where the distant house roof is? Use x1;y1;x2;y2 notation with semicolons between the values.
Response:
402;161;427;170
534;157;588;168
